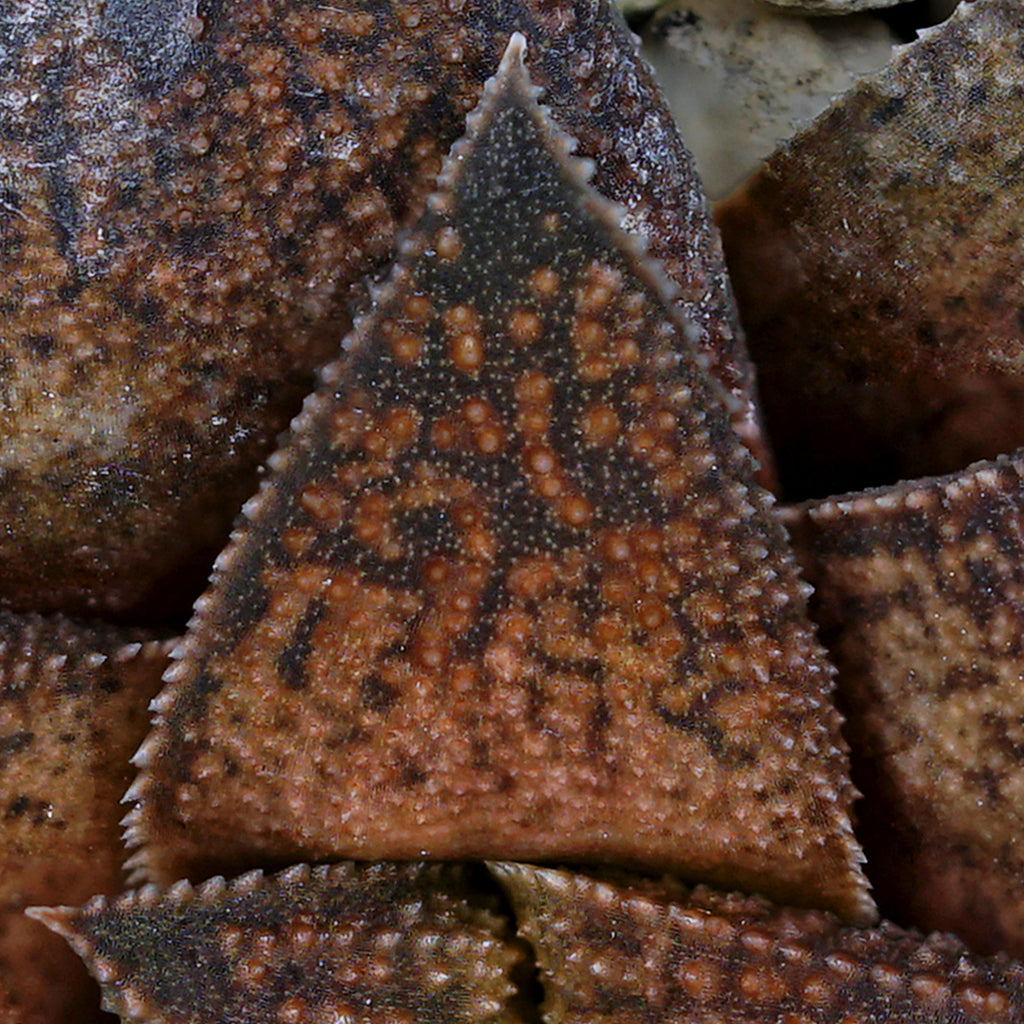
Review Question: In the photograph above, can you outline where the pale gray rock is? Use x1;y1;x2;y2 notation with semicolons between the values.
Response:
643;0;896;198
766;0;957;13
765;0;904;12
616;0;667;12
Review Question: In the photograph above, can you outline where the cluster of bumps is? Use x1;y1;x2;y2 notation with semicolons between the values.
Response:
2;0;1024;1021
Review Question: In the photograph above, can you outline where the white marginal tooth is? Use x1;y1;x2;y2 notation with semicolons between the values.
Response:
212;548;233;571
114;641;143;662
161;659;188;684
130;735;160;767
269;446;296;474
44;653;68;673
194;877;227;903
167;879;193;900
318;359;343;385
279;863;310;885
122;777;146;803
241;493;263;517
149;690;174;715
137;884;162;904
234;870;266;893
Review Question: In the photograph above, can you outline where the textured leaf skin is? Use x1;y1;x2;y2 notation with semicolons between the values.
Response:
0;614;170;1024
717;0;1024;499
32;862;524;1024
126;37;869;925
783;452;1024;958
493;862;1024;1024
0;0;755;620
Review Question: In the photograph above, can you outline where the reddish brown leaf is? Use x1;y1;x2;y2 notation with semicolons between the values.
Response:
717;0;1024;499
0;0;757;620
0;613;171;1024
783;452;1024;957
125;37;868;923
31;862;523;1024
493;862;1024;1024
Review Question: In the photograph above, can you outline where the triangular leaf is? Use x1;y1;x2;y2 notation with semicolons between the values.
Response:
32;862;523;1024
127;37;868;923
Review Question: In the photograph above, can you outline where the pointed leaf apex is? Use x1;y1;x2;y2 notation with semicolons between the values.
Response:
24;905;77;940
500;31;528;73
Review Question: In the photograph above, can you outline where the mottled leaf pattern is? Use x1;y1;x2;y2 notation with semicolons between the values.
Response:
493;862;1024;1024
784;452;1024;957
125;37;869;923
0;613;170;1024
718;0;1024;498
0;0;756;619
32;863;523;1024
